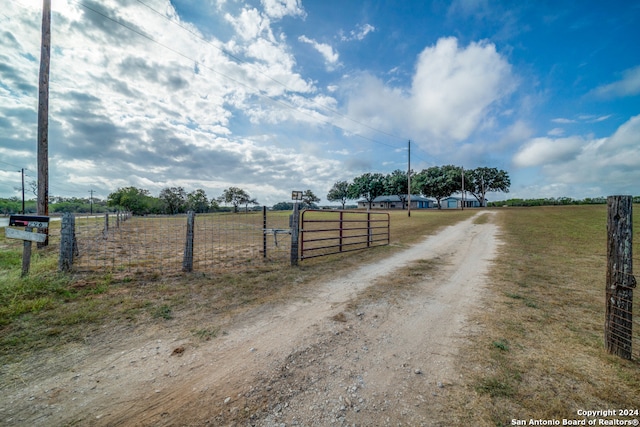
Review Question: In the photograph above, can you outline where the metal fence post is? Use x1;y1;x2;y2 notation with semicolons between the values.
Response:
263;206;267;259
59;212;76;272
103;212;109;238
183;211;195;272
605;195;635;359
290;203;299;266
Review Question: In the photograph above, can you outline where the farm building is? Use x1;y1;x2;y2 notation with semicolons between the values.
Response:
357;195;436;210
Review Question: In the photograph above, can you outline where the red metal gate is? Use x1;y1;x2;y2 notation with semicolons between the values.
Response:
300;210;390;260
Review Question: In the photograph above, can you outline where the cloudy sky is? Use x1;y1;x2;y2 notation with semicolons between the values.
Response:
1;0;639;205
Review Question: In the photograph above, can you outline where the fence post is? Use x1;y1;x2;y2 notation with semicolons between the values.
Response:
263;206;267;259
367;212;372;247
21;227;33;277
103;212;109;238
290;203;300;266
59;212;76;272
183;211;195;272
339;210;344;252
605;195;635;359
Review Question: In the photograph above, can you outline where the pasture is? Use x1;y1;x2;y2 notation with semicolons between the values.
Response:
0;205;638;425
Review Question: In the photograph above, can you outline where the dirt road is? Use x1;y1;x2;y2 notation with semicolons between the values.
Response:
1;211;499;426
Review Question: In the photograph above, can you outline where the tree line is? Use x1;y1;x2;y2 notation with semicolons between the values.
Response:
106;186;250;215
106;186;322;215
0;196;110;215
327;166;511;209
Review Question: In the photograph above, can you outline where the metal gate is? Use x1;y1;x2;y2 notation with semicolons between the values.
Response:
300;210;390;260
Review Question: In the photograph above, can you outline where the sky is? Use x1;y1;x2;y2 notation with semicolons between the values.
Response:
1;0;639;206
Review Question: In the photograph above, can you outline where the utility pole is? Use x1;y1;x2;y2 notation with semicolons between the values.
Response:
461;166;465;210
89;189;94;215
21;168;25;214
37;0;51;246
407;140;411;217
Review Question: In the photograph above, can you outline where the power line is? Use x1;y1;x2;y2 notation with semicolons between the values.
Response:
133;0;409;144
0;159;25;169
72;0;406;151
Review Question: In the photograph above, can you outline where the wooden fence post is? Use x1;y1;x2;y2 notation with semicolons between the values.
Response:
605;195;636;359
21;227;33;277
59;212;75;272
183;211;195;272
290;203;299;266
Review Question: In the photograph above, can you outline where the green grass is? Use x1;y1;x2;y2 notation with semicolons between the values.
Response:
448;205;640;426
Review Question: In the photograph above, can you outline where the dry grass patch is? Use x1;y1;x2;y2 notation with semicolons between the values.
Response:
446;205;640;426
0;209;474;363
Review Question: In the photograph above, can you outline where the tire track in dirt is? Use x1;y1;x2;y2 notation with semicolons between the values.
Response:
1;211;499;426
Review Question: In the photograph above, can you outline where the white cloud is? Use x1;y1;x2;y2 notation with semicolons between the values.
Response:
513;115;640;195
411;37;516;140
513;136;584;167
225;7;272;41
341;23;376;41
261;0;305;20
591;65;640;98
547;127;564;136
344;37;516;145
552;118;576;124
298;35;339;68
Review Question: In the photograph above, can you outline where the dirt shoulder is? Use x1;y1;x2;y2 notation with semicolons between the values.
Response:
1;211;499;426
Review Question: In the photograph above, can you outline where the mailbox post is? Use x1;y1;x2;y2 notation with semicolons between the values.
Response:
6;215;50;276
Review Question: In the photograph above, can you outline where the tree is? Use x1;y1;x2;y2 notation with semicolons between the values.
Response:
327;180;351;209
385;169;410;209
243;197;259;213
159;186;187;214
219;187;250;213
465;167;510;206
187;189;209;213
412;165;462;209
272;201;294;210
301;189;320;209
107;186;152;215
348;173;386;210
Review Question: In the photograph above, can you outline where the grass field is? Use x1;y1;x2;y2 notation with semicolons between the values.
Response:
1;206;638;425
449;205;640;426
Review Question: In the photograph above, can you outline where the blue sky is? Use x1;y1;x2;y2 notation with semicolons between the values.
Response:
1;0;639;205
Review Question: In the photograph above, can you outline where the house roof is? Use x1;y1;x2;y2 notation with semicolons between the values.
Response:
357;195;435;203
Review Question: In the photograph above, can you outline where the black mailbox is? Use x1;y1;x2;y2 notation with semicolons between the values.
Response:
9;215;50;228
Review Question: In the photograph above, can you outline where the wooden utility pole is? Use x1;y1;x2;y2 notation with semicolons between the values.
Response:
21;168;25;214
407;140;411;217
461;166;464;210
37;0;51;246
605;195;635;359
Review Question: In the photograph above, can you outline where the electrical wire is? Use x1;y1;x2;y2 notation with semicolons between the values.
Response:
132;0;410;145
71;0;407;152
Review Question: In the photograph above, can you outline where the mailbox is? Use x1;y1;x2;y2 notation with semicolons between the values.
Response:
9;215;50;229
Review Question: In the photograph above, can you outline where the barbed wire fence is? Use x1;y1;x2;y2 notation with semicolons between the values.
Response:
64;209;291;277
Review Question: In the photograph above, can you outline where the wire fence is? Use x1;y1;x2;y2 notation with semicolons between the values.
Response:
70;210;291;276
